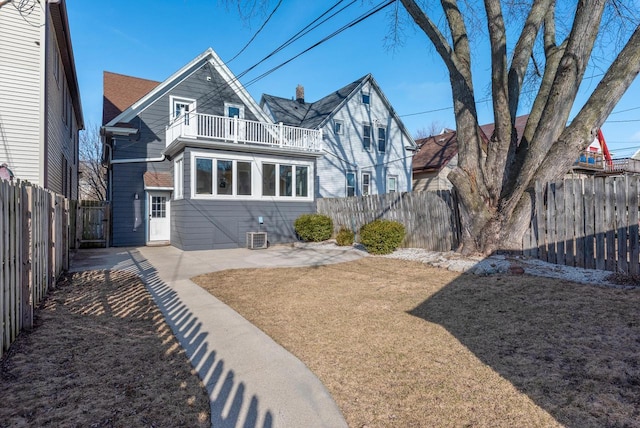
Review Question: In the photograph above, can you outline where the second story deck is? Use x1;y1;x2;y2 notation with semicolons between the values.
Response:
166;112;323;153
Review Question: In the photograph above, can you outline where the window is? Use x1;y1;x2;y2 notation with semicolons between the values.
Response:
362;92;370;105
378;127;386;152
280;165;292;197
296;166;308;197
362;172;371;196
387;175;398;193
171;96;195;125
151;196;167;218
262;163;276;196
224;102;244;119
334;120;343;135
237;161;252;195
346;172;356;197
174;156;184;199
363;123;371;151
196;158;213;195
217;160;233;195
192;153;311;200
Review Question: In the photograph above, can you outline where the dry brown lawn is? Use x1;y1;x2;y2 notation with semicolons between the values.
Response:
193;257;640;428
0;270;210;428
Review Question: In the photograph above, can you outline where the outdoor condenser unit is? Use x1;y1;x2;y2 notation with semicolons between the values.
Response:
246;232;268;249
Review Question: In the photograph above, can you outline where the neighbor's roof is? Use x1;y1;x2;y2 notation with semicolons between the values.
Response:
102;71;160;125
413;115;529;172
262;75;366;129
412;130;458;172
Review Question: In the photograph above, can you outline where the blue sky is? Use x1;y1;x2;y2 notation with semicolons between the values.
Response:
67;0;640;157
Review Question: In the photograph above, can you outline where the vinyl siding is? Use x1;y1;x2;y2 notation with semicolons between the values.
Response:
110;62;265;247
0;3;44;184
46;23;79;198
318;81;413;198
171;199;313;250
413;154;457;192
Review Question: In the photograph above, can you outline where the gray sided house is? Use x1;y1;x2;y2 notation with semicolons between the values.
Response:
101;48;322;250
261;75;417;198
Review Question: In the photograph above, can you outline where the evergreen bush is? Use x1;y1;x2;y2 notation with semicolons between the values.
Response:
359;219;405;255
294;214;333;242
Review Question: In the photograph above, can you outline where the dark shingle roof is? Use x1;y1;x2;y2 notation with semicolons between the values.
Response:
413;115;529;172
263;75;368;129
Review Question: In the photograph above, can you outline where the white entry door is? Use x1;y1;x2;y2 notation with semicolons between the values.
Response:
148;191;170;242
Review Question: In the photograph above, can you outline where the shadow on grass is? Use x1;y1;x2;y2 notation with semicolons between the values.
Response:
408;272;640;427
70;248;274;428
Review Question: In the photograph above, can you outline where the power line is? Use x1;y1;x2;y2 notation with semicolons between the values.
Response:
226;0;283;64
243;0;396;88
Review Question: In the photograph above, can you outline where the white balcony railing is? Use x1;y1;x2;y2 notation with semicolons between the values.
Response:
166;112;322;152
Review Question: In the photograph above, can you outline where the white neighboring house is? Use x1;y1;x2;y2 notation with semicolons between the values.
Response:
261;74;417;198
0;0;83;197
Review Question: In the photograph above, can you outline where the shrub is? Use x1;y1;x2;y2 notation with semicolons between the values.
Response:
335;227;354;246
359;219;405;255
294;214;333;242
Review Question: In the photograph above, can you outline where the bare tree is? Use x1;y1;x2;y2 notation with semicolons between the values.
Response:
414;121;450;140
399;0;640;254
79;125;107;201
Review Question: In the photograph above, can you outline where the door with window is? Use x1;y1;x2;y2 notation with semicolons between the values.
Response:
225;103;245;141
148;191;171;242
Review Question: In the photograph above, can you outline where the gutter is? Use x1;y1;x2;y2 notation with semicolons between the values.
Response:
110;155;166;164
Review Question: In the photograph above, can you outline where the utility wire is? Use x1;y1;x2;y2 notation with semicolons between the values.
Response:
243;0;395;88
226;0;283;64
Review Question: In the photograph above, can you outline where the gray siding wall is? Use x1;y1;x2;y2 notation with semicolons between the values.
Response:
171;199;313;251
110;63;282;247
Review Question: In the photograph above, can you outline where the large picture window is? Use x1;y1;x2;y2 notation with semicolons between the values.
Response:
192;153;312;200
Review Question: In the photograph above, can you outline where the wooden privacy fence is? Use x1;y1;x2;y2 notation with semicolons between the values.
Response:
317;191;460;251
524;176;640;275
73;200;110;248
1;180;70;358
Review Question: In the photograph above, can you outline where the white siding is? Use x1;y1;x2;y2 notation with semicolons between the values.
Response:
0;3;45;184
318;81;413;198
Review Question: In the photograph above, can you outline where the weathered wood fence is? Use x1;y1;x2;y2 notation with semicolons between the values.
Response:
74;200;110;248
524;176;640;275
1;180;70;358
317;191;460;251
319;176;640;275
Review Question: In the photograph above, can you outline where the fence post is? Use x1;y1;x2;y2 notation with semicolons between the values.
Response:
21;186;33;330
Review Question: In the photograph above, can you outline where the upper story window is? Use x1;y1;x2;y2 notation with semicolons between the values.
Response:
378;127;386;152
362;92;370;105
170;96;196;125
224;102;245;119
334;120;343;135
363;123;371;151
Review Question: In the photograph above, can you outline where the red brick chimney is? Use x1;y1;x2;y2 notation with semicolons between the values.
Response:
296;84;304;103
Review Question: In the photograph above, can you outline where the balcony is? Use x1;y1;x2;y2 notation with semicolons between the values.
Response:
166;112;322;153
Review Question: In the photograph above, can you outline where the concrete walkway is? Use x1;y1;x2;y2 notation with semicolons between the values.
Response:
70;244;366;428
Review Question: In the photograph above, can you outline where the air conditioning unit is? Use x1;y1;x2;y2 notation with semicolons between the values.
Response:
246;232;268;250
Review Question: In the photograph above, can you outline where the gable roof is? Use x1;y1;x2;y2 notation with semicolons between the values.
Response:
413;115;530;172
102;72;160;125
262;75;416;150
262;75;366;129
103;48;271;128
